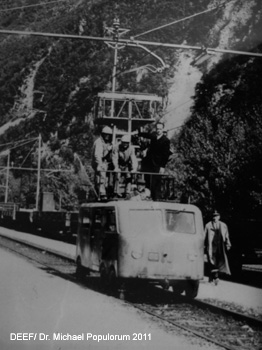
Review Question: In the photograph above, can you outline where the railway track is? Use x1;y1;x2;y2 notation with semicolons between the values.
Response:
0;234;261;350
125;290;262;350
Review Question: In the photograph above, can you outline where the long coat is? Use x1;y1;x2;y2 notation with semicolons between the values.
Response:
140;133;170;172
204;220;232;275
91;136;112;171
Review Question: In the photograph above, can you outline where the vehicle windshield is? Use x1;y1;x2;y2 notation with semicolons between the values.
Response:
129;209;163;237
165;210;195;234
128;209;196;236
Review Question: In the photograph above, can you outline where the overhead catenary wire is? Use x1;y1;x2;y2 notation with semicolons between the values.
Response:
0;138;39;165
133;0;229;38
1;0;260;92
88;5;228;90
0;2;260;147
167;125;183;132
0;138;38;180
0;137;38;148
1;29;262;58
162;99;193;118
0;165;72;172
3;138;40;153
0;136;75;174
0;0;71;12
19;140;38;168
0;0;261;140
114;11;209;78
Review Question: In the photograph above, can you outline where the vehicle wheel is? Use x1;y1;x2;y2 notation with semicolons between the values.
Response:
108;268;117;295
172;284;184;296
119;290;125;300
76;258;85;281
100;264;109;291
185;280;199;299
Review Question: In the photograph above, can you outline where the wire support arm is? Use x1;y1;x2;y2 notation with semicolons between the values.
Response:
0;29;262;58
126;43;168;71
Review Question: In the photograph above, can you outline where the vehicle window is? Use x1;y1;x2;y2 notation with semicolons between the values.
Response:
82;209;90;229
93;209;102;230
129;209;163;237
104;208;117;233
165;210;195;234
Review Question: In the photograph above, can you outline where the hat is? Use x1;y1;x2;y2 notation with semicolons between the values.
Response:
137;179;146;185
212;210;220;217
102;126;113;134
121;134;131;143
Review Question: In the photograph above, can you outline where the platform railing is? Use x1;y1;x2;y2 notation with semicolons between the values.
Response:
93;170;175;201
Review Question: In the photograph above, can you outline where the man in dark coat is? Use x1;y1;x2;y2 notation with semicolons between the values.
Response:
140;122;170;174
204;211;232;285
139;122;171;199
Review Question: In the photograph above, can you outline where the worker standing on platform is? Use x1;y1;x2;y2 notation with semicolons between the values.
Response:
112;134;138;197
130;178;151;201
204;211;232;285
91;126;113;199
139;122;171;199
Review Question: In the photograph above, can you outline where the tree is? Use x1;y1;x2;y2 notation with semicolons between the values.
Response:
172;50;262;220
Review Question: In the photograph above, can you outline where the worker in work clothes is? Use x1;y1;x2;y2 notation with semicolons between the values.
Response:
112;134;138;197
91;126;113;199
139;122;171;199
130;178;151;201
204;211;232;285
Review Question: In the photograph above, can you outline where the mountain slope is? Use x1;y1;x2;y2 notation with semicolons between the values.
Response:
0;0;261;214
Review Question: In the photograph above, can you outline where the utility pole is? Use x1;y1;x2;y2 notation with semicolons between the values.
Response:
105;17;130;119
103;17;130;144
4;150;10;203
35;134;41;211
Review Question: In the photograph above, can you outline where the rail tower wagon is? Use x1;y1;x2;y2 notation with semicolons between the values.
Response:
76;200;205;298
76;18;205;298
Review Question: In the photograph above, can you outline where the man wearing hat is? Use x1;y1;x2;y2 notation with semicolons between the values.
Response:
112;134;138;197
91;126;113;198
139;122;170;174
204;211;232;284
112;134;138;173
138;122;171;200
130;178;151;201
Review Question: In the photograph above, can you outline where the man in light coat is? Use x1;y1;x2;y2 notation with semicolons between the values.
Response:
204;211;232;285
112;134;138;173
112;134;138;197
91;126;113;198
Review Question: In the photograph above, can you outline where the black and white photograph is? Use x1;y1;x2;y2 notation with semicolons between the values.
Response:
0;1;261;349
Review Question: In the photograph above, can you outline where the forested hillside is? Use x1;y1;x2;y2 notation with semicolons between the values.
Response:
0;0;261;221
170;48;262;220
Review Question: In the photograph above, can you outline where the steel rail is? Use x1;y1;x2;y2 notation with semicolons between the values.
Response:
0;29;262;58
130;303;239;350
0;232;261;350
1;231;261;330
191;298;262;328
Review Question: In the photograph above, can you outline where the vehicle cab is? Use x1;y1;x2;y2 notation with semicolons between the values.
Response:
76;200;205;298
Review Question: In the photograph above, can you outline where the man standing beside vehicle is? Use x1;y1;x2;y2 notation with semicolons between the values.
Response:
204;211;232;285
